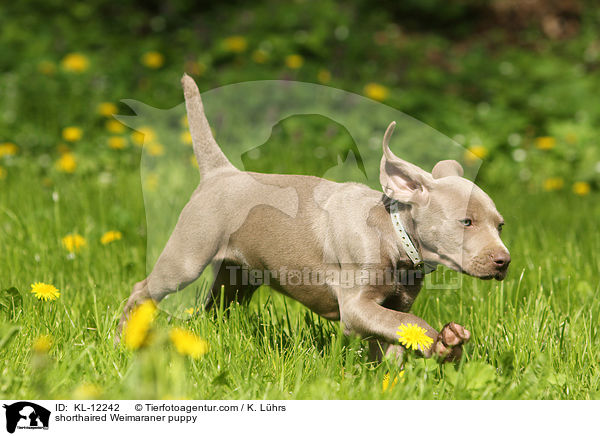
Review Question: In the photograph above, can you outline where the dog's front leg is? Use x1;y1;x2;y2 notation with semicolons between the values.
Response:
340;294;470;362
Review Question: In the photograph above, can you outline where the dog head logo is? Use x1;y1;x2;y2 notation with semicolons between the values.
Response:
3;402;50;433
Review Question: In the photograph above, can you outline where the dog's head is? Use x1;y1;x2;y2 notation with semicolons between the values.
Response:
380;122;510;280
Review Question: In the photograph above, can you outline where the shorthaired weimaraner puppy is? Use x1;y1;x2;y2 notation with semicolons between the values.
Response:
117;74;510;362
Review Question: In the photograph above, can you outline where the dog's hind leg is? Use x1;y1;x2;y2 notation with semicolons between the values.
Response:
204;260;259;312
116;200;225;342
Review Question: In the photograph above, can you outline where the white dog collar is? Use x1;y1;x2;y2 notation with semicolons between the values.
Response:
389;201;423;267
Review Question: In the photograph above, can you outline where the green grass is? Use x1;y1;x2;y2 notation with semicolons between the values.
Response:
1;156;599;400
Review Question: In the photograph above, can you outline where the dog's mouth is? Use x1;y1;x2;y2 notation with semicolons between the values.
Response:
458;261;509;281
454;253;510;281
494;268;508;281
469;267;508;281
436;256;509;281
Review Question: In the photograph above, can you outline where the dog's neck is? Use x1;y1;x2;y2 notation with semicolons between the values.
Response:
389;200;422;266
381;195;420;258
381;195;437;273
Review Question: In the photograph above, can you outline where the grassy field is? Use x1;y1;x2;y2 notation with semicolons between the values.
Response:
1;153;599;400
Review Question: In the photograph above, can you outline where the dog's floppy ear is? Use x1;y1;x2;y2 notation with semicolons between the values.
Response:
379;121;433;205
432;160;464;179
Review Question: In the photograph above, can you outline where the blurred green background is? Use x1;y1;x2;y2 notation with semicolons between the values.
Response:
1;0;600;191
1;0;600;400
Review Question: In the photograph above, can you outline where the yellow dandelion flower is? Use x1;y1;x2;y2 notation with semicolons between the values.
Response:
62;126;83;142
285;54;304;69
98;102;118;117
190;154;199;168
0;142;19;157
543;177;564;191
223;36;248;53
61;53;89;73
184;307;201;316
382;371;405;392
123;300;157;350
141;51;164;69
131;131;145;145
535;136;556;150
464;145;488;163
252;49;268;63
317;69;331;84
30;282;61;301
364;82;389;101
101;230;122;245
108;136;127;150
106;119;126;134
180;131;193;145
32;335;53;353
56;153;77;173
38;60;56;75
397;323;433;351
573;181;591;196
147;143;164;156
131;126;156;146
169;328;209;359
62;233;86;252
0;166;6;180
73;383;102;400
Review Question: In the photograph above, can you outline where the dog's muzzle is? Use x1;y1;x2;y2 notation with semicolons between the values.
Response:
491;249;511;280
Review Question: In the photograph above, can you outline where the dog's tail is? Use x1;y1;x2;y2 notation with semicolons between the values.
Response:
181;73;234;176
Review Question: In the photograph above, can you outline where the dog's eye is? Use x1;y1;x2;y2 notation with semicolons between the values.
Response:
460;219;473;227
498;223;504;232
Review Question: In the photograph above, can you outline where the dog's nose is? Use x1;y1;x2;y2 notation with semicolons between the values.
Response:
491;251;511;268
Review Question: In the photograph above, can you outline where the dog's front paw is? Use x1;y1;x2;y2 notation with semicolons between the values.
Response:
432;322;471;362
